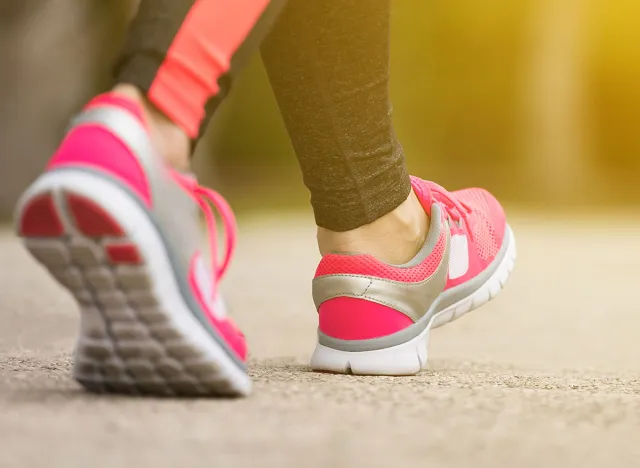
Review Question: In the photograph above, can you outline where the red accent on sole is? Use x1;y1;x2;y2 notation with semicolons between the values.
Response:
66;193;124;237
106;244;142;265
19;193;64;237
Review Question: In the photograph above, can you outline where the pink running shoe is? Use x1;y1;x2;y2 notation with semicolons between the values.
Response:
310;176;516;375
14;93;251;397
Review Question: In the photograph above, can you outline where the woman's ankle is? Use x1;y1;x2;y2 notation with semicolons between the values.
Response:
317;190;429;264
111;84;191;171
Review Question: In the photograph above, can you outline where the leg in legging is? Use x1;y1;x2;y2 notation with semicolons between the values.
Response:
261;0;428;264
114;0;287;170
16;0;290;397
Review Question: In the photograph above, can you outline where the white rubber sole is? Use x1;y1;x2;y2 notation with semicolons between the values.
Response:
310;226;517;375
16;170;251;397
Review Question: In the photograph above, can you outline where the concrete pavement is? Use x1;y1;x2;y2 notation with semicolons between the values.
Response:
1;212;640;468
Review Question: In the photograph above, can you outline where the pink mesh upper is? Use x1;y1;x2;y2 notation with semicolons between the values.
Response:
313;177;509;341
453;188;504;261
315;228;446;281
314;179;506;285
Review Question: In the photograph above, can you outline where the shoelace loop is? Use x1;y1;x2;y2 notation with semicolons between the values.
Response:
426;182;473;234
171;171;237;287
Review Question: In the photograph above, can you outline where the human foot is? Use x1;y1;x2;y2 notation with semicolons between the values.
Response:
14;92;250;397
310;176;516;375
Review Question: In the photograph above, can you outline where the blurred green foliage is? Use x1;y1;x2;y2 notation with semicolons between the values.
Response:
203;1;534;203
207;0;640;207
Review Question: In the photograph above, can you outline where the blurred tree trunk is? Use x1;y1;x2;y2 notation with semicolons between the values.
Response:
524;0;590;203
0;0;135;219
